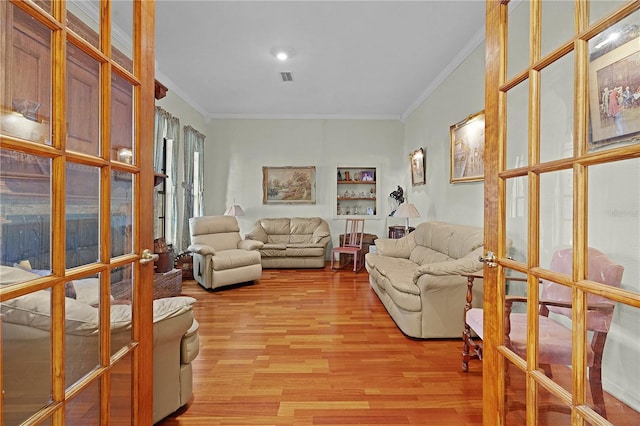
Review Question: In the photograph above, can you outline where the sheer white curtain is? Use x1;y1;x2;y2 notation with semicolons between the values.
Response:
165;115;180;247
181;125;205;252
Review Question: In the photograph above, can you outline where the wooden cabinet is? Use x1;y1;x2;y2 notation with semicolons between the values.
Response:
335;166;379;218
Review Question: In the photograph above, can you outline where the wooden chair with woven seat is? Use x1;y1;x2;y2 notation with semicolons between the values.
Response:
330;219;365;272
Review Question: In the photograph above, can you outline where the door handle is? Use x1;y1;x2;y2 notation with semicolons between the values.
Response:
140;248;159;265
479;251;497;268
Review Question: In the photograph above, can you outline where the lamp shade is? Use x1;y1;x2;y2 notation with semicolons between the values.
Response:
393;203;420;230
224;204;245;216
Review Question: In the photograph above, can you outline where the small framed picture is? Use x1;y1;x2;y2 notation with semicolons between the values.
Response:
361;170;374;181
410;148;425;186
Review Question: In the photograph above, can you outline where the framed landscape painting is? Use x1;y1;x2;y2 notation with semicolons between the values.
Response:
262;166;316;204
450;111;485;183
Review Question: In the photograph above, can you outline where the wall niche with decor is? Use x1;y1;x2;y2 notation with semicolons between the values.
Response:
335;165;380;218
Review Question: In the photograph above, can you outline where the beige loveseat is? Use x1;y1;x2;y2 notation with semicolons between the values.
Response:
245;217;331;268
0;266;200;424
365;221;484;339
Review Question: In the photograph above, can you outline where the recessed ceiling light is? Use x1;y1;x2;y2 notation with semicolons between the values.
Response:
271;47;295;61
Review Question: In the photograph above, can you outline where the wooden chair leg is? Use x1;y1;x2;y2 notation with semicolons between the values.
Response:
589;366;607;418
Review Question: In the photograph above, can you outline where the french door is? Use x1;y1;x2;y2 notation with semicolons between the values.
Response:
1;0;155;424
484;0;640;424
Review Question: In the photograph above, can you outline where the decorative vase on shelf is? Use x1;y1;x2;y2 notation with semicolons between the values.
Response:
337;170;343;181
345;171;351;181
337;203;342;215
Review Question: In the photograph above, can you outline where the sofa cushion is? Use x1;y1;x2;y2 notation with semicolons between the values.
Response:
0;265;41;285
408;246;451;266
290;217;322;235
210;249;261;271
449;225;484;259
412;221;456;256
261;243;287;258
285;245;325;257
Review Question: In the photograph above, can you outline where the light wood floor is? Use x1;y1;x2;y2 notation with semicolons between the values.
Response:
158;266;640;425
158;266;482;425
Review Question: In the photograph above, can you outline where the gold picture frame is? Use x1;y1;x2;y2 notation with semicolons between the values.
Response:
410;147;425;186
262;166;316;204
450;111;485;183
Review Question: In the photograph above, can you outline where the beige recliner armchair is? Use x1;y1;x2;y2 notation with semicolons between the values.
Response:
188;216;263;290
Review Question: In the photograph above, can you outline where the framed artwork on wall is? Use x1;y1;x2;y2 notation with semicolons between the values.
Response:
410;147;425;186
588;15;640;151
450;110;485;183
262;166;316;204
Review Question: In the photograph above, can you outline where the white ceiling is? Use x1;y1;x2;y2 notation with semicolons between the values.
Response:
154;1;487;121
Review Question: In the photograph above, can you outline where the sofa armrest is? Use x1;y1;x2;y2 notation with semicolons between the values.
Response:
412;256;483;283
312;222;331;243
245;222;268;243
375;237;413;258
187;243;215;256
238;239;264;250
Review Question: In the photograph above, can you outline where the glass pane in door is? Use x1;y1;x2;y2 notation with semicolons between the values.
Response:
67;0;100;49
0;150;52;271
539;54;574;164
66;163;100;268
506;176;529;264
111;73;134;164
540;0;574;59
507;0;530;80
539;170;573;258
66;272;102;388
111;0;134;73
504;360;527;425
66;378;100;424
506;80;530;169
110;353;133;423
66;42;100;156
1;4;52;145
588;158;639;297
112;171;133;257
1;290;53;425
111;263;133;355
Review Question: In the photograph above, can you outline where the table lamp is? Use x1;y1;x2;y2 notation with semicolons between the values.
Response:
224;202;245;216
394;202;420;233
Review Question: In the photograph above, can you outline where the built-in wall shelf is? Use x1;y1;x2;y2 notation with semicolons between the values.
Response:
335;165;380;219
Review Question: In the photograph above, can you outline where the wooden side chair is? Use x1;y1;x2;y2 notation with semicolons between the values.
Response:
462;247;624;418
330;219;365;272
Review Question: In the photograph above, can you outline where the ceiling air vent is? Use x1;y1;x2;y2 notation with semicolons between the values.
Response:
280;72;294;82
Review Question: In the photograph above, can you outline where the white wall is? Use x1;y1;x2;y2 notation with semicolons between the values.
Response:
402;43;486;228
204;118;404;246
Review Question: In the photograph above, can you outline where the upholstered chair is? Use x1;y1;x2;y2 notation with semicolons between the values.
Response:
463;247;623;418
188;216;263;290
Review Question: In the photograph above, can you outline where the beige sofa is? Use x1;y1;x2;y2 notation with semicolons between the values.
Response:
0;266;200;424
245;217;331;268
365;221;484;339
